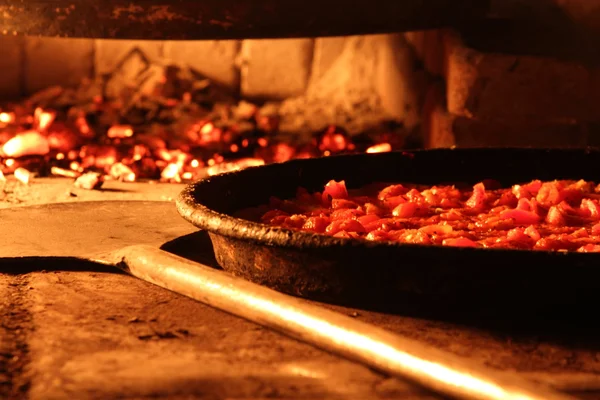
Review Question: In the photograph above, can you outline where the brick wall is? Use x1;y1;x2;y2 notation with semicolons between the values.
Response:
8;26;600;149
408;24;600;148
0;34;421;131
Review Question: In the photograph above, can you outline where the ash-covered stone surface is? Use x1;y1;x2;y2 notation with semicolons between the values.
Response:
0;176;184;209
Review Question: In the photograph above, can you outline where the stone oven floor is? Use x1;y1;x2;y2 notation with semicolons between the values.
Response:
2;182;600;399
0;177;186;209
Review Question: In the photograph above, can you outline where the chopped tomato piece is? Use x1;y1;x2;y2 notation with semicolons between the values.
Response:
498;209;540;225
252;178;600;253
302;217;330;233
466;183;487;209
322;180;349;202
331;198;360;209
392;202;418;218
364;202;383;215
330;208;364;220
442;238;479;248
546;206;566;226
381;195;406;209
524;225;541;241
378;184;407;200
326;219;366;235
536;181;565;206
580;199;600;219
578;244;600;253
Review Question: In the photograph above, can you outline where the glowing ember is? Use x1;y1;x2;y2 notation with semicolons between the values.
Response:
205;158;265;176
34;108;56;131
0;112;15;126
107;125;134;139
14;167;32;185
317;126;350;153
51;166;80;178
161;162;182;182
2;131;50;158
74;172;104;190
0;74;406;188
109;162;136;182
366;143;392;153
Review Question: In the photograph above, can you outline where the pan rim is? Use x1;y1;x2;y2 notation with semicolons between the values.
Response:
176;147;600;259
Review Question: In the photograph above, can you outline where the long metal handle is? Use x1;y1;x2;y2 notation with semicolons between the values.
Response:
103;245;576;400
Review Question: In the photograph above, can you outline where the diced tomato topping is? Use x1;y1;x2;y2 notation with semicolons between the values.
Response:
405;189;426;207
378;184;407;200
572;228;589;238
466;183;487;209
495;191;518;207
381;195;406;209
578;244;600;253
365;230;391;241
331;208;364;220
442;238;479;248
331;198;359;209
536;181;565;206
302;217;330;233
524;225;541;241
364;202;383;215
322;180;349;203
396;230;431;245
521;180;543;195
419;224;453;236
326;219;366;235
333;230;360;239
392;202;418;218
357;214;380;226
260;209;289;224
580;199;600;219
498;208;540;225
253;178;600;253
546;206;566;226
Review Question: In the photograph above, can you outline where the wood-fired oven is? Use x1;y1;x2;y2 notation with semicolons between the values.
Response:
3;1;600;400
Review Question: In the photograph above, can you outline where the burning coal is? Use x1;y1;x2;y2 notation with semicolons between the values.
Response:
0;66;406;188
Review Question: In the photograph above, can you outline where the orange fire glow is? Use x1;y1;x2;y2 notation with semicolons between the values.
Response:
34;108;56;131
2;131;50;158
107;125;134;139
0;93;404;187
366;143;392;153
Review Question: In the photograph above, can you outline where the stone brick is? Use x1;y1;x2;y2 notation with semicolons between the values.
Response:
24;37;93;94
375;34;424;130
443;29;600;122
240;38;314;100
421;81;454;148
404;31;426;61
94;40;163;77
423;81;588;148
162;40;240;88
0;35;23;99
404;30;444;76
310;36;347;83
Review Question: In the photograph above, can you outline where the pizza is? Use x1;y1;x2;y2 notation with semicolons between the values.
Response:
253;179;600;252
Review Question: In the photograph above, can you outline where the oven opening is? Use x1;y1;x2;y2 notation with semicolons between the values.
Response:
2;15;597;193
0;34;420;191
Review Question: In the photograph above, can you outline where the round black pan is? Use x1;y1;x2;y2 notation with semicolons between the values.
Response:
176;148;600;315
